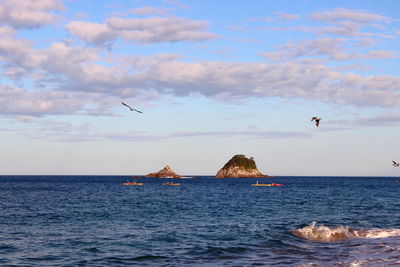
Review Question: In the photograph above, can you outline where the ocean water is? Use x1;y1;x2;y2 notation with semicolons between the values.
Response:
1;176;400;267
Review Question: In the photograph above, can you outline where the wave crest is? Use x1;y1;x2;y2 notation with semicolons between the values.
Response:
292;222;400;242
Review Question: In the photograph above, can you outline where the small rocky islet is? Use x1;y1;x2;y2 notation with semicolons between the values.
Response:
215;154;267;178
145;165;182;178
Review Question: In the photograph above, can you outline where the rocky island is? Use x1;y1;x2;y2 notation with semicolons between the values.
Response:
145;165;182;178
215;154;267;178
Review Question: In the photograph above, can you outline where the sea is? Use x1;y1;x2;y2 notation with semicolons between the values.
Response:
1;175;400;267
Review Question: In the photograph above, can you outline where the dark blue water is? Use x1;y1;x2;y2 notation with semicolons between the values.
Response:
1;176;400;266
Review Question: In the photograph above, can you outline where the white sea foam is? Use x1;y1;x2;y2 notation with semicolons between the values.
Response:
293;263;318;267
355;228;400;239
348;259;367;267
292;222;400;242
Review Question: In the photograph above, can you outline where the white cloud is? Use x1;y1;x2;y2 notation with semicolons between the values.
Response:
0;6;399;120
310;8;390;23
1;33;400;117
54;129;313;143
0;25;15;35
66;22;114;45
170;130;312;139
274;11;300;21
146;60;400;107
262;38;345;61
247;17;275;22
163;0;190;9
0;27;47;76
0;29;102;80
0;84;82;116
360;50;397;60
129;6;171;17
228;26;246;32
67;16;218;45
0;0;63;29
261;38;397;61
257;8;395;39
328;115;400;129
0;83;118;117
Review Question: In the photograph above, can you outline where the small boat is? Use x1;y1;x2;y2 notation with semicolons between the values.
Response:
162;182;180;186
123;180;143;185
251;181;284;186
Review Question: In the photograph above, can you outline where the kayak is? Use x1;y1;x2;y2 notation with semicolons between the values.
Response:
252;182;284;186
123;182;143;185
162;182;180;186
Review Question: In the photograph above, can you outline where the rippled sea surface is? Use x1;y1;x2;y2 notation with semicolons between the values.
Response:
1;176;400;266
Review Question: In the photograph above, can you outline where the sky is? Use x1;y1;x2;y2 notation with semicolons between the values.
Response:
0;0;400;176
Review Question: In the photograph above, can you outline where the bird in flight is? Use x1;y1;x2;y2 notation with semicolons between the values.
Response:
392;160;399;167
121;102;143;113
311;117;321;127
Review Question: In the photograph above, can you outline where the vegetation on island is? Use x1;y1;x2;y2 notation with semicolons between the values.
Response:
221;154;257;171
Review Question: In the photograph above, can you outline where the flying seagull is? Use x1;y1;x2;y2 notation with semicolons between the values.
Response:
121;102;143;113
311;117;321;127
393;160;399;167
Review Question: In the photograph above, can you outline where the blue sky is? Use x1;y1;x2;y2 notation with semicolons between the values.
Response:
0;0;399;176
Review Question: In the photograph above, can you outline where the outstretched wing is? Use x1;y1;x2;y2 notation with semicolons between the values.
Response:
121;101;132;109
133;108;143;113
311;117;317;121
316;119;320;127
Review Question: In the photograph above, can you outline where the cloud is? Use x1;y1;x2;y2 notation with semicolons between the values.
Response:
256;8;394;38
256;26;311;32
129;6;171;17
45;129;313;143
163;0;190;9
16;119;98;142
0;84;118;117
228;26;246;32
66;22;114;45
0;0;63;29
274;12;300;21
261;38;397;61
0;29;104;80
2;34;400;115
310;8;390;23
67;16;218;45
247;17;275;22
0;5;399;120
323;115;400;132
262;38;345;61
0;84;82;116
170;130;312;139
0;27;48;79
310;8;392;37
315;21;374;37
360;50;397;60
149;60;400;107
354;115;400;127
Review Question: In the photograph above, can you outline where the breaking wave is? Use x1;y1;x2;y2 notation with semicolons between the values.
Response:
292;222;400;242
